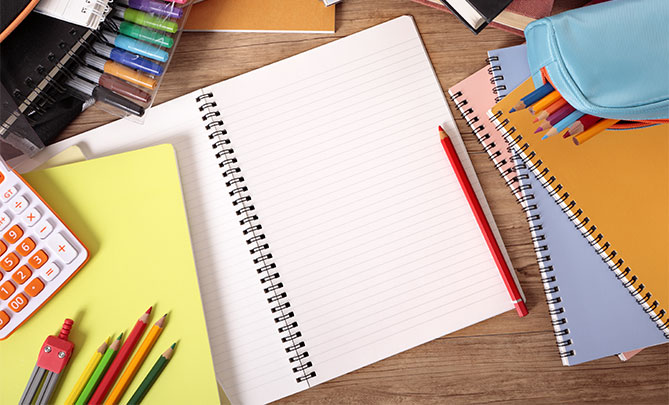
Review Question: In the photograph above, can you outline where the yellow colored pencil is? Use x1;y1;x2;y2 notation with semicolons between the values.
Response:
573;119;618;145
64;338;109;405
528;91;562;114
104;314;167;404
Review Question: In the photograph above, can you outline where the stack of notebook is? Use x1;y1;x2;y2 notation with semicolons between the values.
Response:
448;44;668;365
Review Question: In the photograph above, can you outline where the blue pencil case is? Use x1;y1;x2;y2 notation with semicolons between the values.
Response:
524;0;669;128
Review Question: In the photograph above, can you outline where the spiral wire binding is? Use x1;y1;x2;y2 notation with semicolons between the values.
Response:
449;86;574;360
488;109;669;338
197;91;317;383
485;56;506;102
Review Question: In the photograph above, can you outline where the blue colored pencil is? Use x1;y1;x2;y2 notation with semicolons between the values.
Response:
510;82;555;113
542;110;585;140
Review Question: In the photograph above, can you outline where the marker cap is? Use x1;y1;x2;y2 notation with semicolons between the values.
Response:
99;73;152;103
103;60;157;90
114;34;169;62
109;48;163;76
122;8;178;33
118;21;174;48
127;0;183;19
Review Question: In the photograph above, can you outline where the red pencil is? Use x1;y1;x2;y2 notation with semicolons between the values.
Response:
89;307;152;404
438;126;528;317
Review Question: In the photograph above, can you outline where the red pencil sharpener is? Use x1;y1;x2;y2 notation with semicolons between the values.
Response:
35;319;74;374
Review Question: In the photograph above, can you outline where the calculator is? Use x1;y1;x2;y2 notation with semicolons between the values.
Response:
0;159;88;340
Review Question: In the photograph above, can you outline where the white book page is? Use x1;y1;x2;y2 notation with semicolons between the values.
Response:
206;16;513;388
14;16;515;404
35;0;108;28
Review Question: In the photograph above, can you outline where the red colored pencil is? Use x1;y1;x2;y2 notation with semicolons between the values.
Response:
564;114;601;138
438;127;528;317
89;307;152;404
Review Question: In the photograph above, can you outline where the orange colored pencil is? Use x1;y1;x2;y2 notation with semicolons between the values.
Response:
528;91;561;114
573;119;618;145
533;98;568;123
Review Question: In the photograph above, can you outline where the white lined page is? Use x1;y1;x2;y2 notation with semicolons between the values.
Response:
207;16;514;391
17;16;516;404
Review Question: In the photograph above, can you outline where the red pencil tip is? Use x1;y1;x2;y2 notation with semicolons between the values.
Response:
146;306;153;314
438;126;444;132
563;131;571;138
532;118;538;123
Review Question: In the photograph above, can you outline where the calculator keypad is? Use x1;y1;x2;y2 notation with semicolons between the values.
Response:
0;162;88;339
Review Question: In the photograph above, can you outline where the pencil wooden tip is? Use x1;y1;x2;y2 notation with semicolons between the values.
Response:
156;314;168;327
438;126;447;140
111;335;123;350
98;340;109;353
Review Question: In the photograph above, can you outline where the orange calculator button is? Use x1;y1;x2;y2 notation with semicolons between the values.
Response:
25;278;44;297
0;280;15;300
12;266;31;284
17;237;36;256
0;252;19;272
4;225;23;244
8;293;28;312
29;250;48;269
0;310;9;330
0;241;6;256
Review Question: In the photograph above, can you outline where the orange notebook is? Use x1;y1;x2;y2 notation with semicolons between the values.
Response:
489;78;669;337
184;0;335;33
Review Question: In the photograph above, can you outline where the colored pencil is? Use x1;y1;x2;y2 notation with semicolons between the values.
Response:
439;126;527;317
65;338;109;405
535;104;576;133
510;82;554;112
532;98;568;122
75;334;122;405
564;114;600;138
573;119;618;145
127;343;176;405
542;111;585;140
89;307;152;404
528;91;561;114
104;314;167;405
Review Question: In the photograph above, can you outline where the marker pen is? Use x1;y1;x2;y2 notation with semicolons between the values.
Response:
103;31;168;62
76;65;151;103
164;0;187;4
84;53;157;90
66;77;145;117
93;42;163;76
114;6;178;33
115;0;183;19
113;18;173;48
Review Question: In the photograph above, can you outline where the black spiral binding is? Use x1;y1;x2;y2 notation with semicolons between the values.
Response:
485;56;506;102
449;88;575;360
488;109;669;338
196;91;317;383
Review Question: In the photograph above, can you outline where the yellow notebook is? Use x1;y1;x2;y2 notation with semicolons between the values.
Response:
0;145;219;404
489;78;669;336
184;0;335;33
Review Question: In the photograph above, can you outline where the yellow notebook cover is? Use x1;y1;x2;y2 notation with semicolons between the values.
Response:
185;0;335;33
489;78;669;335
0;145;220;404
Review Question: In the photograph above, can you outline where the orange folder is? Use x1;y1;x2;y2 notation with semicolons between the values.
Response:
184;0;335;33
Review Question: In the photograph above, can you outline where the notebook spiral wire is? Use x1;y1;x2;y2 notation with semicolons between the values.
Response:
485;56;506;102
449;89;574;357
489;110;669;338
196;91;317;383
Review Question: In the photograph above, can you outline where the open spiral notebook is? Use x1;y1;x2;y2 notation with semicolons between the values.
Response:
13;16;523;403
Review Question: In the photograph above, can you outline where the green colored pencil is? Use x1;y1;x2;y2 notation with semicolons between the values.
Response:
75;333;123;405
127;343;176;405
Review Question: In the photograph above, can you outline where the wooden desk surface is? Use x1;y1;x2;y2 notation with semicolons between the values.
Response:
59;1;668;403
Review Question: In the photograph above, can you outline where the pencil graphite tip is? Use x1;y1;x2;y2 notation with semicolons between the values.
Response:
170;342;177;349
541;134;548;140
532;117;539;123
146;306;153;314
534;127;542;134
509;108;516;113
117;332;124;340
563;131;571;138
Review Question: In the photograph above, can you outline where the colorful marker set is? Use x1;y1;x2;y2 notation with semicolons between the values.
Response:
64;0;192;120
509;82;620;145
62;307;175;405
